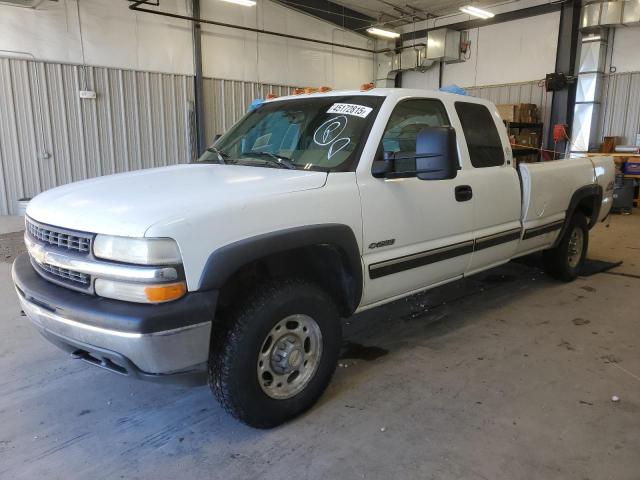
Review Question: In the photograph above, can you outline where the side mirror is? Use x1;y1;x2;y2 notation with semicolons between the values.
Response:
414;127;458;180
372;148;395;178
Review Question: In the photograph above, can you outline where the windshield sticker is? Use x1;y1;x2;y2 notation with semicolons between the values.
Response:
327;103;372;118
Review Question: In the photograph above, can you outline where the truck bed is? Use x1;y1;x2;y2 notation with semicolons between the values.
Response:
514;156;614;257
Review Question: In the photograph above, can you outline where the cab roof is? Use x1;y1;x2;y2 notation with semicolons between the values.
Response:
266;87;493;107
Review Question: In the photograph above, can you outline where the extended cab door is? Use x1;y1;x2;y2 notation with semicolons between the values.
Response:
453;101;522;274
356;98;475;307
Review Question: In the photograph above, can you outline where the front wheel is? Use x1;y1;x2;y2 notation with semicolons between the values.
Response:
208;278;341;428
543;212;588;281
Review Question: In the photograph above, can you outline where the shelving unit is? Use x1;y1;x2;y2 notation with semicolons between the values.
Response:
504;121;544;162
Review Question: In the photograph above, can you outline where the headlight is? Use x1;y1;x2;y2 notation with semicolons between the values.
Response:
93;235;182;265
95;279;186;303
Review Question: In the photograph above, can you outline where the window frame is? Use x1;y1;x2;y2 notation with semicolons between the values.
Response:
373;97;453;177
454;101;506;169
207;95;384;173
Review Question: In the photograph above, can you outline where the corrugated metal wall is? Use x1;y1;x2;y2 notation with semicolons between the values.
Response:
466;79;553;144
599;71;640;145
202;79;296;145
0;57;296;215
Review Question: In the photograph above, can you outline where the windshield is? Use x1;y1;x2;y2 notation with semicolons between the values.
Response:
196;95;384;171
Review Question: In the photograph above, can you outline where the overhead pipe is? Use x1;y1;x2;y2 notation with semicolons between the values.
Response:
129;0;375;53
128;0;416;55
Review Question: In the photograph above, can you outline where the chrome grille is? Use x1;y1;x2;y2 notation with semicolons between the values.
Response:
26;218;92;253
37;262;91;286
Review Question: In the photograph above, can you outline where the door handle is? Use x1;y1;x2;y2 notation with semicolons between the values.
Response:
455;185;473;202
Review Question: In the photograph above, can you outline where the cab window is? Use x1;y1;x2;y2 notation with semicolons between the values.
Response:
454;102;505;168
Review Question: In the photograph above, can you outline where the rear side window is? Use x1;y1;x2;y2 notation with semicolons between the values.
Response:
454;102;505;168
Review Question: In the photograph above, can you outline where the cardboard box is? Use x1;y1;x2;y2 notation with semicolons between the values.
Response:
497;103;539;123
516;104;538;123
497;104;518;122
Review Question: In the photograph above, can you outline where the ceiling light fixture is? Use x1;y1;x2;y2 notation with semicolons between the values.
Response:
219;0;256;6
366;27;400;39
459;5;495;19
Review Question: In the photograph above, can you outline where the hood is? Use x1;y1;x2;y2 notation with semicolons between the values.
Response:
27;164;328;237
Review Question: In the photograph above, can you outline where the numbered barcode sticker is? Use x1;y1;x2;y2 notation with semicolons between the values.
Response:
327;103;373;118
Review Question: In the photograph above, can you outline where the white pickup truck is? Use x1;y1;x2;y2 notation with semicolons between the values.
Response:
13;88;614;428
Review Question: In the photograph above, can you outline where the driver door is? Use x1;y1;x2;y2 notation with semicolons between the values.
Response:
357;98;475;307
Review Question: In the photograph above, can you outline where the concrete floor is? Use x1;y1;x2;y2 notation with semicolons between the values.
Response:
1;213;639;479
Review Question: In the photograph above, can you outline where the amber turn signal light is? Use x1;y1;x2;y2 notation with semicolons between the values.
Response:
144;282;187;303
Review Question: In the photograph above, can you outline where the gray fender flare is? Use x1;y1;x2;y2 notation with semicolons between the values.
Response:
552;184;602;248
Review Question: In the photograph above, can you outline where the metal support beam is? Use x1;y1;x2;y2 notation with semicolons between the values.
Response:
547;0;581;154
191;0;206;156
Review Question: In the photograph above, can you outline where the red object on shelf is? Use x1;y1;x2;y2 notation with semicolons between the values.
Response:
553;124;568;143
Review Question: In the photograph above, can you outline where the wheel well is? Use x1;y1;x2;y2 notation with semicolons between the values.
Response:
575;194;598;227
216;245;360;317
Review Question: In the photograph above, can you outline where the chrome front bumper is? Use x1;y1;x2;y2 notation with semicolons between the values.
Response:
12;253;217;377
17;291;211;374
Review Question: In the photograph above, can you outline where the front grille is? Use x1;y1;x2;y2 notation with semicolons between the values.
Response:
26;218;92;254
37;262;91;286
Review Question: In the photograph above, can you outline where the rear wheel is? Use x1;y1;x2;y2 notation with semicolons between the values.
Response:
208;278;341;428
543;212;588;281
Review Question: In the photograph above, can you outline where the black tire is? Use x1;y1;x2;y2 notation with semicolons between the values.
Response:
208;278;341;428
543;212;588;282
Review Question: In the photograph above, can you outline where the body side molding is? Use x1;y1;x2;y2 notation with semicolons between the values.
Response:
522;219;564;240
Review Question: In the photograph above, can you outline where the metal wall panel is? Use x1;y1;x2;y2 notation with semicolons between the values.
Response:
466;80;554;145
201;78;296;144
0;57;195;215
0;56;296;215
599;71;640;145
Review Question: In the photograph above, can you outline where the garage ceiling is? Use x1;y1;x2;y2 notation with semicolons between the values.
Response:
332;0;501;27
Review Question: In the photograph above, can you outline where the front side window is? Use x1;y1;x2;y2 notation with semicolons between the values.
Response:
454;102;505;168
380;99;450;173
197;95;383;171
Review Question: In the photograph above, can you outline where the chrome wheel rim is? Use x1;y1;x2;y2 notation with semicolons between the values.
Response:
257;314;323;400
567;227;584;268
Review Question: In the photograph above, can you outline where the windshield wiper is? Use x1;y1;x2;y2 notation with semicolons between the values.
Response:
206;146;230;164
241;151;296;169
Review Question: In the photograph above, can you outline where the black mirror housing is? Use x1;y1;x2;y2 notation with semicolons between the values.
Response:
372;145;394;178
415;126;458;180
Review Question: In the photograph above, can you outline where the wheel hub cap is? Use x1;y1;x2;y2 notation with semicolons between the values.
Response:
567;227;584;268
271;335;304;374
257;314;323;400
